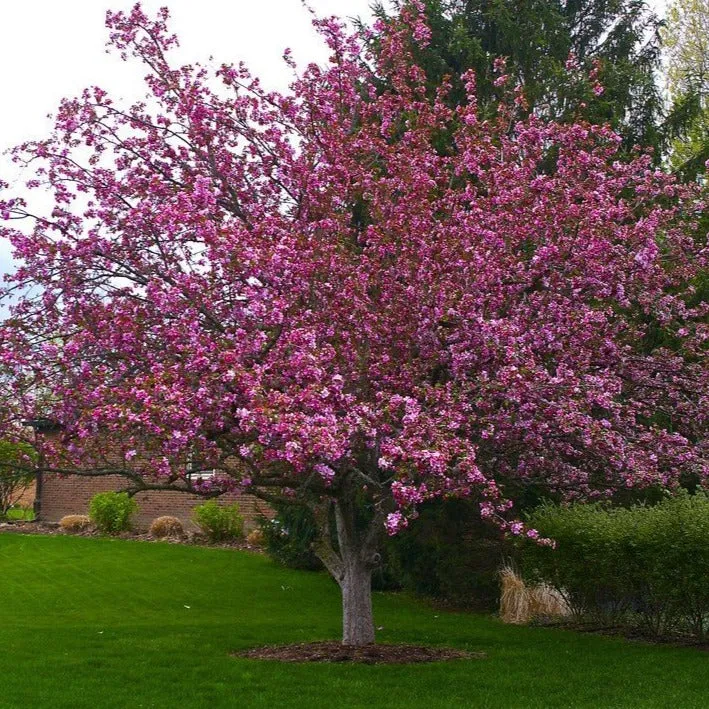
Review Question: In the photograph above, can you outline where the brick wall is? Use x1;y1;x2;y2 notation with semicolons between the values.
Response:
11;480;36;508
39;473;272;531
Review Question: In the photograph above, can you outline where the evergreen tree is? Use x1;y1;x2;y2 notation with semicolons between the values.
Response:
663;0;709;179
372;0;665;157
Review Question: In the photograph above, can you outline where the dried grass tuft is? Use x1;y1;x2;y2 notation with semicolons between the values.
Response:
246;528;265;547
499;564;569;624
149;516;185;539
59;515;92;533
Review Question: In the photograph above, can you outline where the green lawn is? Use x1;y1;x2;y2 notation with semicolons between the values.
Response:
0;535;706;709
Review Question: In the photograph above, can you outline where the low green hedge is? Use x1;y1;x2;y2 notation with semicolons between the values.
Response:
522;491;709;641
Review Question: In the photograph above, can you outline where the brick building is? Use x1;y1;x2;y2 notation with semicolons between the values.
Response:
26;421;270;531
11;480;36;509
36;472;269;531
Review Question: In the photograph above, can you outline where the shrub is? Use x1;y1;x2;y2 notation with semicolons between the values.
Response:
7;506;34;521
192;501;243;542
88;492;138;534
149;515;184;539
259;505;323;571
258;504;398;588
260;498;505;601
59;514;92;532
522;492;709;641
386;498;510;609
0;441;36;519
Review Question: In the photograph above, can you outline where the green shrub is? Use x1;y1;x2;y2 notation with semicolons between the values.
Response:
88;492;138;534
385;498;509;609
259;505;323;571
260;499;507;603
193;501;243;542
0;441;36;519
258;503;399;588
522;492;709;641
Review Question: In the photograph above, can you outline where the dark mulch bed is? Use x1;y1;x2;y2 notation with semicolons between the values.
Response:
236;641;483;664
0;520;262;552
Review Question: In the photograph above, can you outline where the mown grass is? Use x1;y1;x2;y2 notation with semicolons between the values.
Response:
0;534;707;708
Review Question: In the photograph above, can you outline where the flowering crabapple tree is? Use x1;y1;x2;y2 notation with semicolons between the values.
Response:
1;4;708;645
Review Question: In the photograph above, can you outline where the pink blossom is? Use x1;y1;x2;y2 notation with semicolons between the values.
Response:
0;2;705;553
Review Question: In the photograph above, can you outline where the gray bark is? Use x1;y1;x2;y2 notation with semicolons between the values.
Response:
312;493;384;646
340;555;375;646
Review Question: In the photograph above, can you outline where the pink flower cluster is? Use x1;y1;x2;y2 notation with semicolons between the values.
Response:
0;3;706;538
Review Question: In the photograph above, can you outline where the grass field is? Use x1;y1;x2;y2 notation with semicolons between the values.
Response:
0;534;707;709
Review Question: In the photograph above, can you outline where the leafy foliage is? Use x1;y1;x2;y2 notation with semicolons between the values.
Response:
386;499;508;609
663;0;709;179
88;491;137;534
260;505;323;571
373;0;666;157
192;501;244;542
523;493;709;641
0;440;36;519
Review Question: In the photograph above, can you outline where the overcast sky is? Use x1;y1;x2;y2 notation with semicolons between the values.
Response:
0;0;669;283
0;0;376;281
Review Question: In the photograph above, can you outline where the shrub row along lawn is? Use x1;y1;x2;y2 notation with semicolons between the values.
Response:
1;535;707;709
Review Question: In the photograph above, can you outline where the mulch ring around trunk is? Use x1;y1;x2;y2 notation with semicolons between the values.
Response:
235;641;484;664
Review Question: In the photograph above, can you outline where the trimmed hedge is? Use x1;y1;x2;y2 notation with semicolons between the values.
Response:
522;492;709;641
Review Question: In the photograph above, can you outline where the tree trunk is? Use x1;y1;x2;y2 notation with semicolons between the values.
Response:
311;493;383;647
339;552;375;646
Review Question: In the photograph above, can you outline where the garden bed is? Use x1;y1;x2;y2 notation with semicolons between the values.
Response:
0;519;262;551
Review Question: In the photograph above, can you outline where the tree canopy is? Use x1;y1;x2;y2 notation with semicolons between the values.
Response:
0;3;707;645
663;0;709;179
372;0;666;156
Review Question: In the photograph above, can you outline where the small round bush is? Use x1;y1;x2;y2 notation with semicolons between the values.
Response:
59;514;92;533
192;500;243;542
246;528;265;547
88;491;138;534
149;515;184;539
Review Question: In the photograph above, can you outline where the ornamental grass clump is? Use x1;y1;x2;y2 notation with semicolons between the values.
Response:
59;514;92;533
499;564;569;624
88;492;138;534
193;501;243;542
246;528;265;547
149;515;184;539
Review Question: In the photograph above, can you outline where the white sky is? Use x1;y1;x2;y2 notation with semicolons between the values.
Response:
0;0;669;282
0;0;377;280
